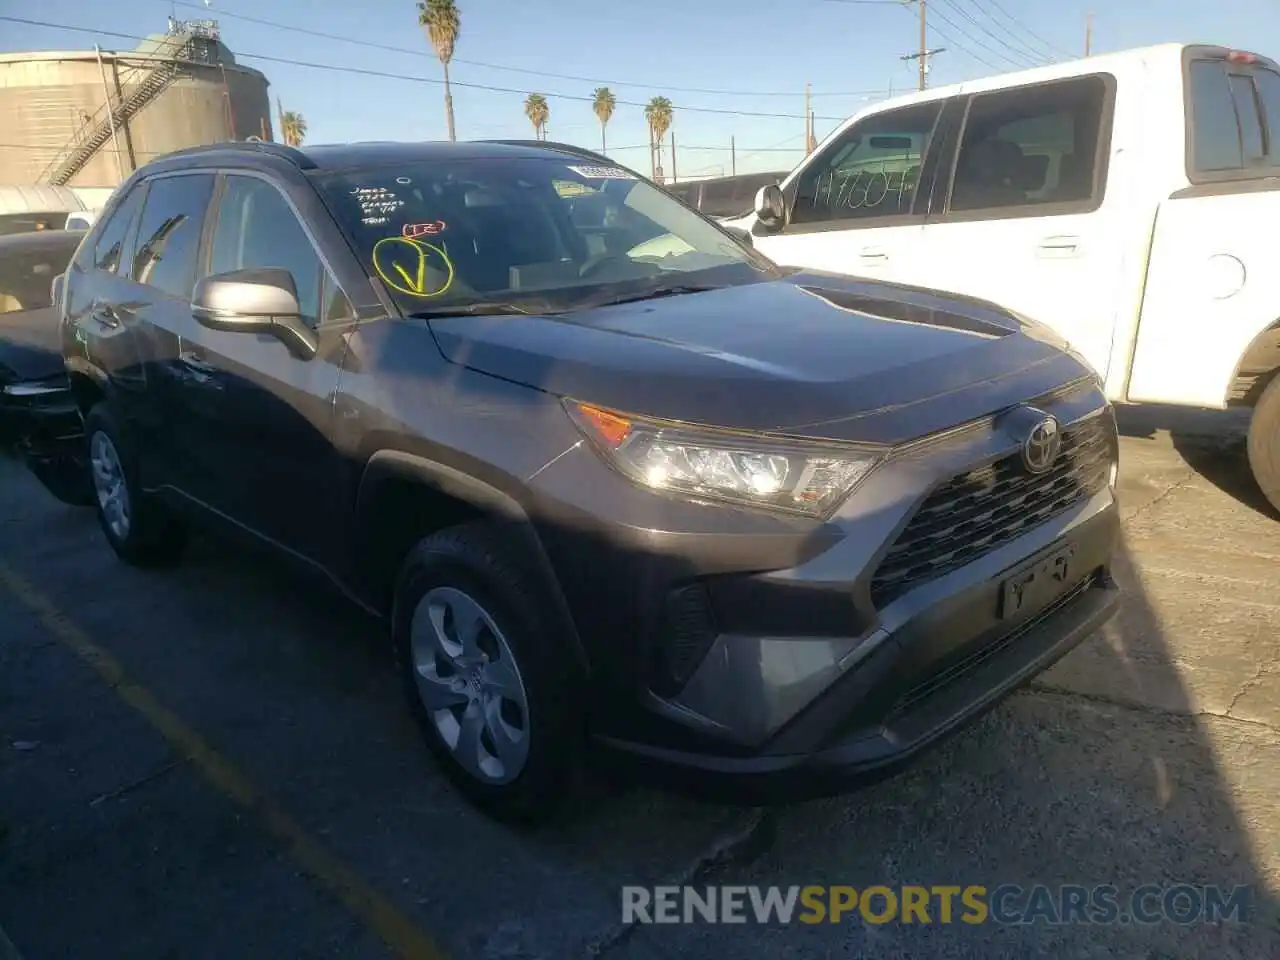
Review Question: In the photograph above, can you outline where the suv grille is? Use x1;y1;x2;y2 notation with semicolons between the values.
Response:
869;414;1114;607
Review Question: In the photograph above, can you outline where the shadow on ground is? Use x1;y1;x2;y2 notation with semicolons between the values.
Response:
1116;403;1278;521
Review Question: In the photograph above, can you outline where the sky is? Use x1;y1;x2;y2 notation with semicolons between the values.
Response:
2;0;1277;179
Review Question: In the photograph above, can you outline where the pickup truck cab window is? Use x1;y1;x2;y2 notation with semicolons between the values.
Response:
208;174;324;328
790;101;941;227
948;75;1110;217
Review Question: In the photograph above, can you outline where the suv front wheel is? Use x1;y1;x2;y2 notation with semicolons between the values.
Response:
84;403;187;566
392;521;581;824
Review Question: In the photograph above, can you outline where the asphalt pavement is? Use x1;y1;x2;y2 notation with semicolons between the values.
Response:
1;407;1278;959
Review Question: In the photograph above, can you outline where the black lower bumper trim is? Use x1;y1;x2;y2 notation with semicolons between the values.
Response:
593;571;1119;803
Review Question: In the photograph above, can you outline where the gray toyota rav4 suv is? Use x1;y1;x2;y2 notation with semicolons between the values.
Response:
55;139;1120;823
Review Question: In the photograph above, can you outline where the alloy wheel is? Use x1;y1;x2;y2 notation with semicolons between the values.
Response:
409;586;532;784
89;431;130;540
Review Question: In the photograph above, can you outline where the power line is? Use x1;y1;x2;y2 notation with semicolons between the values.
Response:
932;0;1045;68
913;0;1037;70
0;16;855;122
947;0;1058;64
154;0;887;100
973;0;1075;60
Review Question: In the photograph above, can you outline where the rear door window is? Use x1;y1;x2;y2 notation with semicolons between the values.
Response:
947;74;1111;216
130;173;216;300
86;184;147;274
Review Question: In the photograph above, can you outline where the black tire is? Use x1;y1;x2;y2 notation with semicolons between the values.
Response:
392;520;583;825
27;454;95;507
84;402;187;567
1248;374;1280;515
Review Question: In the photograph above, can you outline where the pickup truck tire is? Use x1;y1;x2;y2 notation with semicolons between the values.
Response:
84;403;187;567
393;521;582;825
1248;374;1280;515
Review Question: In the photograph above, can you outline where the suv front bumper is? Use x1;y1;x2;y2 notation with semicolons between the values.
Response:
592;500;1118;800
528;385;1121;797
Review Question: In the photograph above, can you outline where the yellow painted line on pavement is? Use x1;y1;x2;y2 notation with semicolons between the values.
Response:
0;562;447;960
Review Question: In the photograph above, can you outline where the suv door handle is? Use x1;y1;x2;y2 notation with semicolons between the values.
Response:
179;351;217;375
90;301;121;329
859;246;889;261
1036;235;1081;257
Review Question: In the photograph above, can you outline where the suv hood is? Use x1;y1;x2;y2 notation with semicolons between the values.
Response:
427;272;1092;446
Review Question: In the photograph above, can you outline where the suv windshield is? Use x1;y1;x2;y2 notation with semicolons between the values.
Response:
312;155;777;315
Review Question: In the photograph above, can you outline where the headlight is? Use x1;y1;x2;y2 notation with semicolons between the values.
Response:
566;401;881;518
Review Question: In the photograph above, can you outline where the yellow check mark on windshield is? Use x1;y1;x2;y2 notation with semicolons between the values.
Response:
392;256;425;293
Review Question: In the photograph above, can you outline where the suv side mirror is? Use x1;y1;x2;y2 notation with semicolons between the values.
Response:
754;184;787;231
192;267;317;359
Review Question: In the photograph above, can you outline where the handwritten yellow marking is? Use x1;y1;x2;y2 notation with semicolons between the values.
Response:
0;562;448;960
372;236;455;298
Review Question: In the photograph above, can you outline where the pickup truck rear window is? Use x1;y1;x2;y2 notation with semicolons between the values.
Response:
1187;58;1280;175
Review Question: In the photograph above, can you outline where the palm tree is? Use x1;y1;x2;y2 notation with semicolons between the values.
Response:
280;110;307;147
592;87;616;154
644;96;674;180
524;93;549;141
417;0;461;141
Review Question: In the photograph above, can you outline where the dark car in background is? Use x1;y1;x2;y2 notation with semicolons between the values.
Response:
0;229;93;505
57;138;1119;824
666;171;790;219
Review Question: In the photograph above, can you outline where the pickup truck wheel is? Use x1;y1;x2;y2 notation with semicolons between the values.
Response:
84;403;187;567
1248;374;1280;515
393;522;581;825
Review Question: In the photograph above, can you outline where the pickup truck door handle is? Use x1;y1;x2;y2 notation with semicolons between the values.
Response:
178;351;217;376
1036;235;1081;257
859;246;889;261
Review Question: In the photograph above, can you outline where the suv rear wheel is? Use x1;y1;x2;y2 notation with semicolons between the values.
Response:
85;403;187;566
392;521;581;824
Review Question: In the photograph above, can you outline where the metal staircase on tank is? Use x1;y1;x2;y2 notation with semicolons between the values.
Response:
42;26;215;187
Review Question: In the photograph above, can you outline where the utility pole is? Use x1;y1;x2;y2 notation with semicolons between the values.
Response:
1085;13;1093;56
670;131;678;182
94;45;126;184
900;1;944;91
804;82;813;155
731;136;736;176
918;0;926;91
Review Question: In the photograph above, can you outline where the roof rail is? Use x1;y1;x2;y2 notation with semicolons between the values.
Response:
152;139;317;169
482;139;619;168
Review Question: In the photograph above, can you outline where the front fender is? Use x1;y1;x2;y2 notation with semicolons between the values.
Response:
353;449;590;673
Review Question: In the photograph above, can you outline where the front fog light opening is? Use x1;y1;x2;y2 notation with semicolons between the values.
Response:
567;401;881;518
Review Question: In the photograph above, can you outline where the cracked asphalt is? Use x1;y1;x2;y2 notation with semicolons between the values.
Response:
2;407;1279;959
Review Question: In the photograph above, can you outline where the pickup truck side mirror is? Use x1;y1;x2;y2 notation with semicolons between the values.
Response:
192;267;317;360
753;184;787;231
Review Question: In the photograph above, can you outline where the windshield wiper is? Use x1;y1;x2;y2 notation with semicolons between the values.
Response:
576;284;722;310
405;302;540;319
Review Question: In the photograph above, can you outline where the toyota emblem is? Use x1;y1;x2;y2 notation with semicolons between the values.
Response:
1022;416;1062;475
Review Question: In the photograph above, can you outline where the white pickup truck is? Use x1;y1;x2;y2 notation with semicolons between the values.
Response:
729;42;1280;512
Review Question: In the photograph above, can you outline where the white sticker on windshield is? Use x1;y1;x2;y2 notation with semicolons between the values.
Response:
567;164;635;180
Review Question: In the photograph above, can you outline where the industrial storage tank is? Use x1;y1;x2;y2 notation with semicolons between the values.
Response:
0;18;272;189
